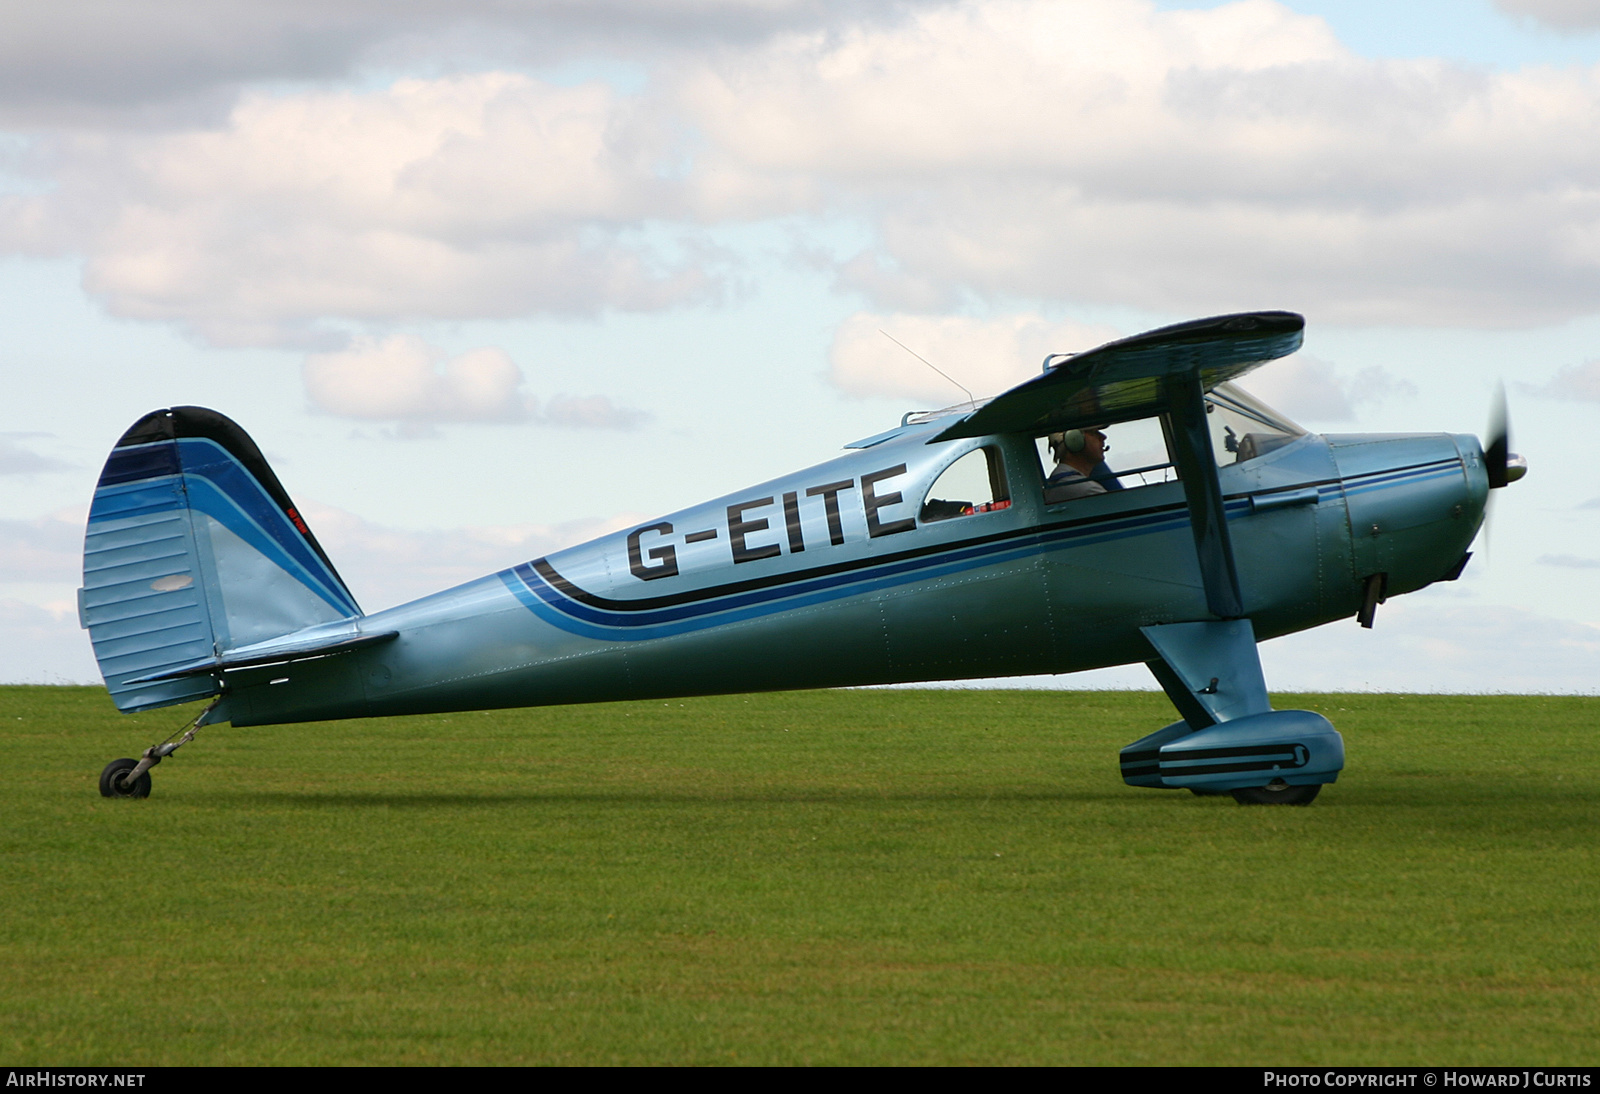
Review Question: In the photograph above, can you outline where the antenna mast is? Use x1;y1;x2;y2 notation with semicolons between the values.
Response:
878;330;975;406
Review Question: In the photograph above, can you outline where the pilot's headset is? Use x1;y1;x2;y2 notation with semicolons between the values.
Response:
1048;427;1104;462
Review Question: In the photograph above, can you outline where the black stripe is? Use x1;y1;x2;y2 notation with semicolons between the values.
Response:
1217;458;1456;503
532;498;1192;612
1166;743;1304;762
1160;759;1304;777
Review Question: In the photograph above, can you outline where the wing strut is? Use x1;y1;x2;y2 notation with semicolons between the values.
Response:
1164;372;1243;620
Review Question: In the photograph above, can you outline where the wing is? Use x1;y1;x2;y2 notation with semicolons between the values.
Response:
932;311;1304;442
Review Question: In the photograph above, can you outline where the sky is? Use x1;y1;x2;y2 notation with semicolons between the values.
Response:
1;0;1597;693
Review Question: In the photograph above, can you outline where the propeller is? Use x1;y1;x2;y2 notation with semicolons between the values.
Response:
1484;383;1527;490
1478;384;1527;568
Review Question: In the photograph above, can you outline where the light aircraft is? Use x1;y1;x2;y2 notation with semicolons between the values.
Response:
82;312;1524;805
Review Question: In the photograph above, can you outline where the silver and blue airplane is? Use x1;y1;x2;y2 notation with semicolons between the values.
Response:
81;312;1524;804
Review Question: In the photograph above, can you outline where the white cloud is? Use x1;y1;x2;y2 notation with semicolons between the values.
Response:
543;394;649;430
305;336;530;423
829;311;1119;404
1539;553;1600;568
302;334;647;429
0;435;72;475
0;509;85;584
1241;355;1417;425
14;0;1600;344
4;73;708;344
1530;359;1600;400
1494;0;1600;31
0;0;913;123
684;0;1600;325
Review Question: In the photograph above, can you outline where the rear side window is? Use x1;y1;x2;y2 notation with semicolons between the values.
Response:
920;447;1011;522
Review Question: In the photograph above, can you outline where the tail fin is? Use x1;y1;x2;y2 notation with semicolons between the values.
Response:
80;407;362;712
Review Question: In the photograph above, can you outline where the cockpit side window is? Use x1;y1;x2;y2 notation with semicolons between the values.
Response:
1027;384;1305;505
1035;414;1177;505
920;446;1010;522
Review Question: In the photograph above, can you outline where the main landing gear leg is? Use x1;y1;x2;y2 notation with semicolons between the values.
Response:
99;696;225;800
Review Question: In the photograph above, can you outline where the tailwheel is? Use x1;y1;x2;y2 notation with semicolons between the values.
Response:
99;758;151;799
95;696;223;800
1230;780;1321;806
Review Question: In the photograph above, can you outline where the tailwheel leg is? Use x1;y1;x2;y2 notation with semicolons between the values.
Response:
99;697;222;800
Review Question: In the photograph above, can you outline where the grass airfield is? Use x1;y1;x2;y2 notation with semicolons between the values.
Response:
2;684;1596;1066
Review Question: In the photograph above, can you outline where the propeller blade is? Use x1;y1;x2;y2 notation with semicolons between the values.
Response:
1486;382;1510;489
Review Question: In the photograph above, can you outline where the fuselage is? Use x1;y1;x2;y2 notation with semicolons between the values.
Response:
218;421;1489;727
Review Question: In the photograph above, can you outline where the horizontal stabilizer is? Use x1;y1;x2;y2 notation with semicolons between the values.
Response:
126;628;397;684
934;311;1303;441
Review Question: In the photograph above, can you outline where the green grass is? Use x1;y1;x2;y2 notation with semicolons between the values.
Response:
2;685;1596;1065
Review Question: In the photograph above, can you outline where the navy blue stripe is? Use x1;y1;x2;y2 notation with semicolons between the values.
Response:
517;530;1054;628
1339;459;1458;490
178;440;355;613
90;438;360;617
98;441;181;487
1342;465;1459;498
504;535;1048;640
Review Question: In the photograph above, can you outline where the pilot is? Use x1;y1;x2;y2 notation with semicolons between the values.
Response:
1044;426;1113;503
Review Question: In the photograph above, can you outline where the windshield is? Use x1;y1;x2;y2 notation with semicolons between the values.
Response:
1205;382;1305;464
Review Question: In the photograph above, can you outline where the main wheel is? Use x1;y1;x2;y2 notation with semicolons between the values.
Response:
99;758;151;799
1230;781;1320;806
